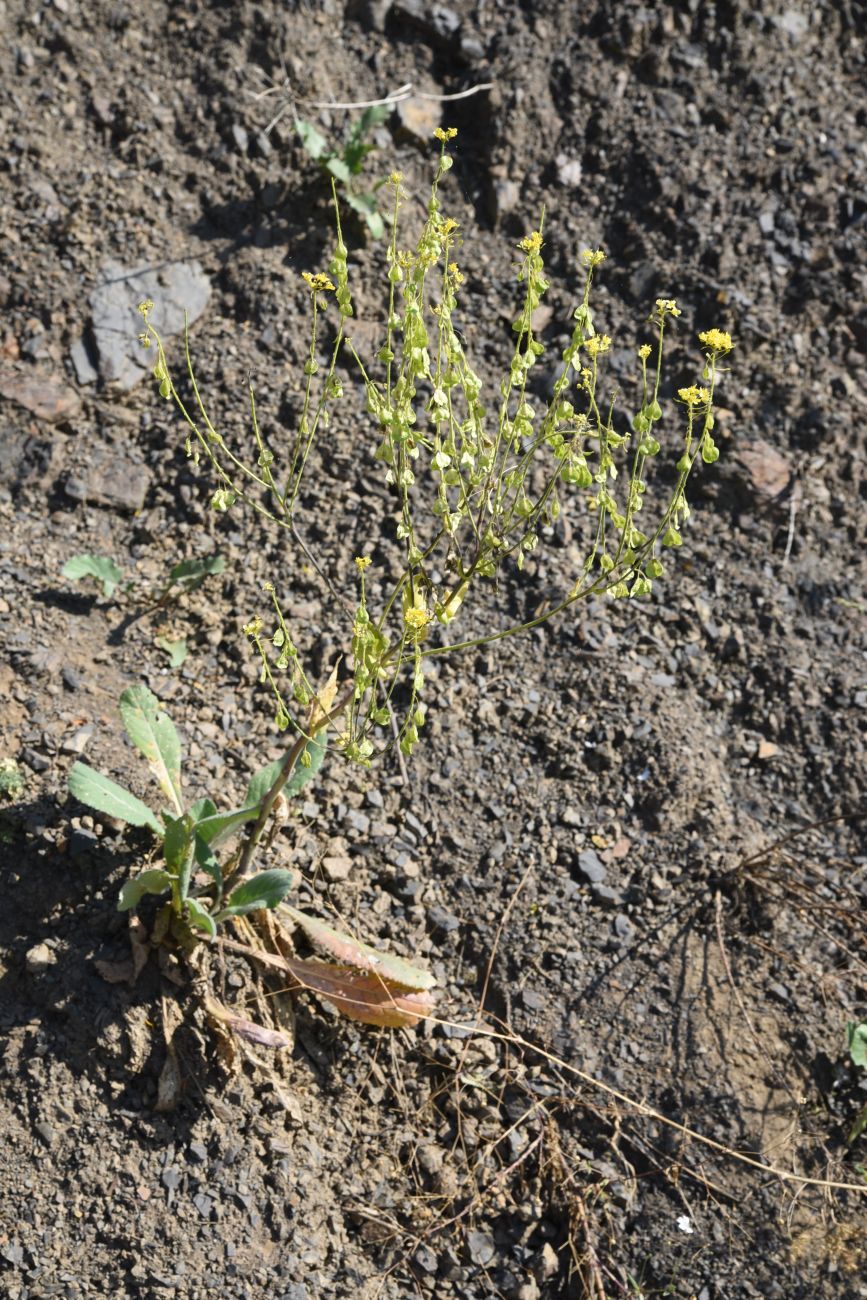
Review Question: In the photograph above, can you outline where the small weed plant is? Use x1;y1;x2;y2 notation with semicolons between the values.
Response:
72;133;733;1035
296;105;390;239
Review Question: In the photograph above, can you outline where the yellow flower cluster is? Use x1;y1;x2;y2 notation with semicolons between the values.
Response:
585;334;612;357
638;344;652;360
389;170;404;185
433;127;458;142
677;385;710;406
448;261;465;286
354;556;372;571
243;616;263;638
404;607;430;631
698;328;734;353
518;231;543;254
655;298;681;317
581;249;606;267
302;272;336;293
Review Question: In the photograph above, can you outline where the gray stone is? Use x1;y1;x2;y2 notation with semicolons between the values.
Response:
90;259;211;390
591;883;624;909
576;849;606;884
466;1230;495;1267
614;913;635;942
555;155;583;187
70;334;99;385
492;178;521;221
393;0;461;48
65;447;151;512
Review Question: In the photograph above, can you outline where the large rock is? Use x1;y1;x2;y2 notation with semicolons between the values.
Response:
88;259;211;390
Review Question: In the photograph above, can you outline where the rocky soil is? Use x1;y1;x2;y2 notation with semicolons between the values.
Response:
1;1;866;1297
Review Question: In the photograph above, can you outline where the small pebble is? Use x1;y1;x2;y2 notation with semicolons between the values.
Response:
25;942;56;973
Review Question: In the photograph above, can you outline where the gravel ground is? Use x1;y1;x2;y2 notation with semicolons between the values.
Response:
1;1;866;1297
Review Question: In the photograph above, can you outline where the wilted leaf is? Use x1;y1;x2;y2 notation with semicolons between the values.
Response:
217;937;436;1029
94;958;135;984
282;905;436;991
310;662;340;729
120;685;183;814
68;762;163;834
284;957;436;1028
204;997;292;1049
154;996;184;1112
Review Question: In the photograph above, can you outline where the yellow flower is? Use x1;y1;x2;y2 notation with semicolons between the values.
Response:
677;385;710;406
448;261;465;285
243;616;263;638
581;249;606;267
698;328;734;353
585;334;612;358
137;299;154;319
655;298;681;317
440;217;459;236
638;344;652;360
433;126;458;142
354;556;372;571
404;606;430;631
389;170;404;185
302;271;336;293
519;231;543;254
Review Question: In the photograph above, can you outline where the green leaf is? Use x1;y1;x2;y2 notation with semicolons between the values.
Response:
244;729;328;809
185;896;217;938
118;868;173;911
68;762;162;834
363;209;385;240
244;758;282;809
847;1101;867;1146
163;813;196;902
155;636;188;668
296;119;327;160
848;1022;867;1070
326;157;352;184
189;797;217;822
282;905;436;991
119;685;183;814
168;554;226;592
195;805;259;847
61;554;123;598
357;103;390;135
194;832;222;896
214;869;298;921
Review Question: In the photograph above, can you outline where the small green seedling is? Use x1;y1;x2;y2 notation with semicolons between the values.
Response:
157;554;226;603
846;1021;867;1144
68;685;434;1027
155;634;188;668
61;554;124;599
297;105;390;239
